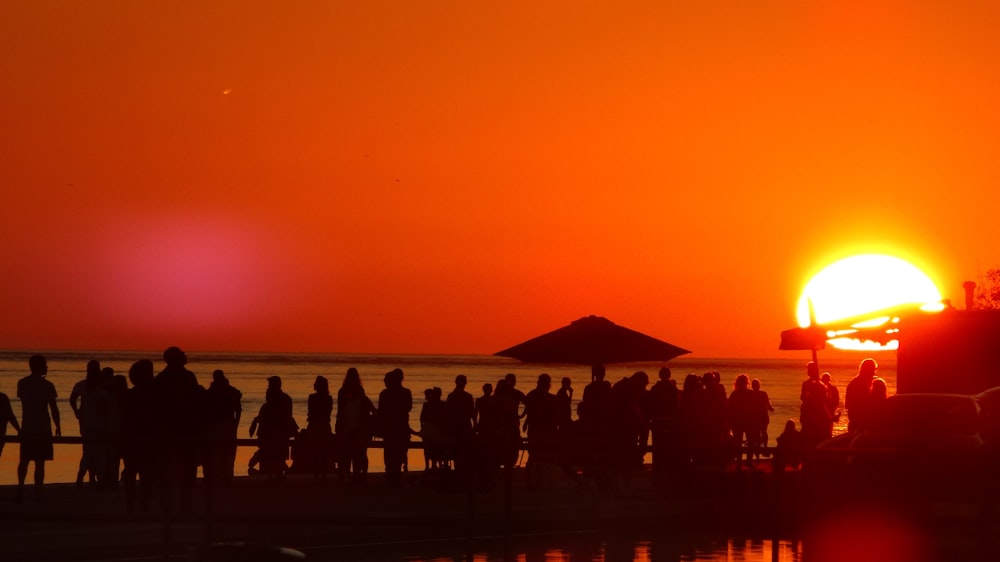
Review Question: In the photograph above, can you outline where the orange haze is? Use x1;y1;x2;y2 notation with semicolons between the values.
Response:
3;2;1000;357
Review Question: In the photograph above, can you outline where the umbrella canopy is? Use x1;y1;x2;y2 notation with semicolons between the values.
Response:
494;315;691;365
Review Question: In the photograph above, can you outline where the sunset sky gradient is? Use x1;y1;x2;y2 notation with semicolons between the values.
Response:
3;2;1000;357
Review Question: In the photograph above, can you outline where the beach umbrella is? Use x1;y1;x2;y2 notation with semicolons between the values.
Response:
494;315;691;366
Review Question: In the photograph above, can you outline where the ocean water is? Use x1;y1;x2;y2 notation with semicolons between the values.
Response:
0;350;896;486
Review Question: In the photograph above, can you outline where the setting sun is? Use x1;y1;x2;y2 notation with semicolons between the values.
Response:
796;254;943;350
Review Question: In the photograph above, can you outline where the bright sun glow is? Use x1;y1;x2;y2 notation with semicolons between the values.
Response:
796;254;943;350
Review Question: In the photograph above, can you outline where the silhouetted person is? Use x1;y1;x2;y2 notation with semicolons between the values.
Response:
295;375;334;479
774;419;803;471
679;373;706;467
204;370;242;485
821;372;840;417
249;379;298;482
474;382;493;430
580;364;611;431
523;374;559;486
336;368;375;483
70;359;104;487
608;371;650;474
420;387;450;470
749;378;774;460
648;367;680;473
702;372;729;465
446;374;475;477
728;374;755;465
800;362;833;447
555;377;574;432
377;368;412;485
492;378;524;468
846;358;878;433
105;371;128;489
152;346;203;514
446;375;475;439
122;359;156;513
16;354;61;503
0;382;22;464
869;377;889;428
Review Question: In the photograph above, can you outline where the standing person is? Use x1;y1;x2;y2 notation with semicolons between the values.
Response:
523;374;559;486
16;354;61;503
446;375;475;439
0;381;22;464
821;372;841;419
648;367;680;474
555;377;574;432
749;378;774;459
152;346;204;514
69;360;103;487
799;362;832;446
473;382;493;430
580;364;611;431
105;372;128;489
336;368;376;483
298;375;334;479
446;374;475;477
377;368;412;485
204;370;242;486
122;359;156;514
846;358;878;433
728;374;755;465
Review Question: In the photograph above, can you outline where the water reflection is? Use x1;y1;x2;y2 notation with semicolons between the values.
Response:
327;534;803;562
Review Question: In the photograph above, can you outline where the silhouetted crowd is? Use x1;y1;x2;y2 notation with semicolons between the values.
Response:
0;348;894;509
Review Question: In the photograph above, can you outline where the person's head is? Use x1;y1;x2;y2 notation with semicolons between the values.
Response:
345;367;362;389
424;387;435;400
455;374;467;390
314;375;329;394
683;373;701;393
751;378;761;391
784;419;797;433
592;364;605;382
504;373;517;387
87;359;101;377
482;382;493;396
859;358;878;378
658;366;672;382
561;376;572;389
702;372;714;388
163;346;187;367
384;368;403;387
632;371;649;389
871;377;888;400
821;372;832;384
734;373;749;390
101;367;114;384
29;354;47;376
212;369;227;385
807;361;819;380
536;373;551;391
267;375;282;390
129;359;154;387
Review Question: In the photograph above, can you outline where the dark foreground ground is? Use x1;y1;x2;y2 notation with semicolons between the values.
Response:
1;462;999;561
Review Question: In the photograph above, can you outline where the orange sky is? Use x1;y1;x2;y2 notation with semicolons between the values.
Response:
3;2;1000;358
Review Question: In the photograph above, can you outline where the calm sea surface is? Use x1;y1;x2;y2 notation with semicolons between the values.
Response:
0;350;895;487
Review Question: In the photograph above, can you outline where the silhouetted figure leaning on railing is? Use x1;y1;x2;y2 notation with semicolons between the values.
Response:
249;377;298;483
